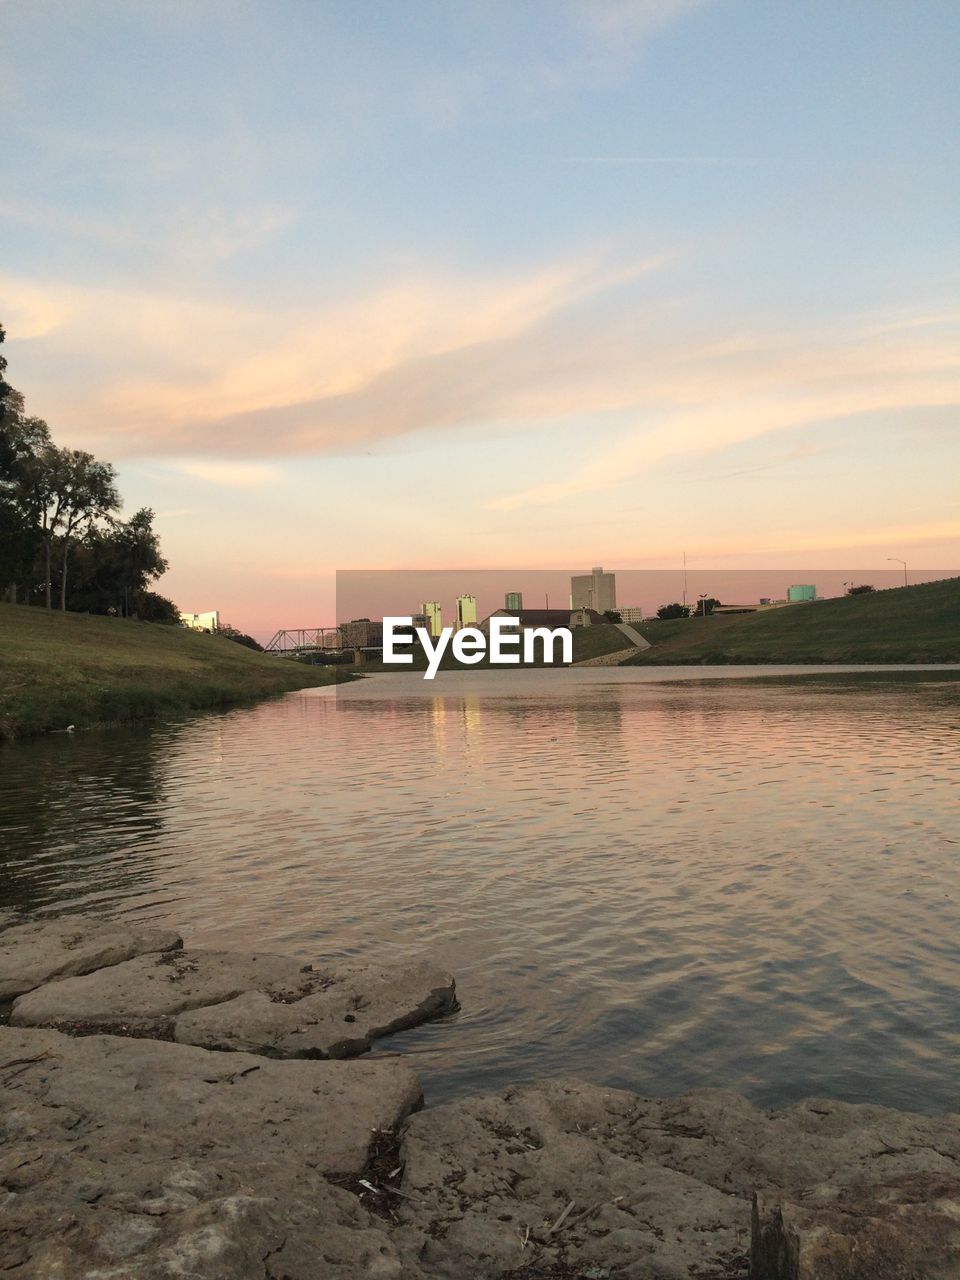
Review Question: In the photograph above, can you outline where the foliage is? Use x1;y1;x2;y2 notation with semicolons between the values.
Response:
846;584;876;595
656;602;692;619
0;321;172;616
66;508;168;616
695;597;722;616
219;624;264;651
603;610;622;622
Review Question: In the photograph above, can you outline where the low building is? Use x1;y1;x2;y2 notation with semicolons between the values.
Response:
179;610;220;632
504;591;523;611
787;584;817;602
339;618;383;648
618;606;644;623
480;607;604;634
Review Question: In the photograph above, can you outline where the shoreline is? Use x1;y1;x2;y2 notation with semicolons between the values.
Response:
2;912;958;1278
0;603;354;743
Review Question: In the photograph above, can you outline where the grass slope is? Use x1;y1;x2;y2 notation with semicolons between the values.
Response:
0;605;345;740
627;577;960;665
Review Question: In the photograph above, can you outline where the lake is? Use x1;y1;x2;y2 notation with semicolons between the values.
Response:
2;667;959;1111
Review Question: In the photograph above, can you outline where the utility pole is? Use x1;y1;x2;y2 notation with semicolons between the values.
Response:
887;557;907;587
682;550;688;611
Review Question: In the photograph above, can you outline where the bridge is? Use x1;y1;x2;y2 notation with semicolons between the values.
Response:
264;627;344;655
264;625;384;664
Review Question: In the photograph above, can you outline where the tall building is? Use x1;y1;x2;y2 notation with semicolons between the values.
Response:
455;594;478;630
570;566;616;613
421;601;442;637
505;591;523;612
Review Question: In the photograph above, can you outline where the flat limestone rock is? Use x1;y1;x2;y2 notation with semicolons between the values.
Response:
389;1081;960;1279
11;948;456;1056
9;946;331;1035
174;960;457;1058
0;1025;422;1279
752;1176;960;1279
0;913;182;1002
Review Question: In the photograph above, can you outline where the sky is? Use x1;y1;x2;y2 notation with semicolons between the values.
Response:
2;0;958;638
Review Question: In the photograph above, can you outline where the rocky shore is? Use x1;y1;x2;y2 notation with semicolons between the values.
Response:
2;913;958;1279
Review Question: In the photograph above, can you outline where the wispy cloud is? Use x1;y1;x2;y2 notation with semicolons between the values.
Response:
175;460;281;488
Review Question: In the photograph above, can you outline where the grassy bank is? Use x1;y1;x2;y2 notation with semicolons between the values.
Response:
627;577;960;665
0;604;348;741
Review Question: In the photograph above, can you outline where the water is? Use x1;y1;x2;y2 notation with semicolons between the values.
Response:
2;667;959;1112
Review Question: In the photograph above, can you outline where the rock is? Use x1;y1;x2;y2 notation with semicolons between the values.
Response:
174;959;457;1058
0;913;182;1002
0;1025;423;1278
751;1175;960;1279
10;947;457;1056
10;947;324;1035
388;1081;960;1280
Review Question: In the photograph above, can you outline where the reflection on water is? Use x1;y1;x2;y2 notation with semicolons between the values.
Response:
1;668;959;1111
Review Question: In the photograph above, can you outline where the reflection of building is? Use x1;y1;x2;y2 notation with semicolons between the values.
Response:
618;606;644;623
340;618;383;647
571;566;616;613
180;610;220;632
421;601;442;637
505;591;523;611
787;584;817;602
455;594;477;630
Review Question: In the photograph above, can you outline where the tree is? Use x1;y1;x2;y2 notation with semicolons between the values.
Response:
66;508;169;616
696;597;721;616
0;383;52;602
603;609;622;623
657;602;691;619
219;624;263;651
37;446;120;609
846;584;876;595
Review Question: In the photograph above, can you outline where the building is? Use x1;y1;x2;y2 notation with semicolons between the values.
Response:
421;601;442;637
179;610;220;632
455;594;478;630
480;607;605;634
787;584;817;602
504;591;523;612
571;566;616;613
618;606;644;624
339;618;383;648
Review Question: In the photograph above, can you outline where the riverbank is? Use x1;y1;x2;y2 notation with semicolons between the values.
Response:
629;576;960;665
0;604;350;741
2;912;958;1279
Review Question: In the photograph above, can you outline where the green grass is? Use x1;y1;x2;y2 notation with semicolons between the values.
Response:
0;604;349;741
625;577;960;666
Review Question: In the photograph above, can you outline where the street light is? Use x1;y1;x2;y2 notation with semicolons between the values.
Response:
843;581;852;595
698;592;708;617
887;557;907;587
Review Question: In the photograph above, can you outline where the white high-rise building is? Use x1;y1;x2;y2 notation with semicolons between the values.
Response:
570;567;616;613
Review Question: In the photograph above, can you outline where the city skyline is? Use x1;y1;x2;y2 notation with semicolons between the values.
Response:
2;2;958;637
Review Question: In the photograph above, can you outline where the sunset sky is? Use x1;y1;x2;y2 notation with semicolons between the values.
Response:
2;1;958;637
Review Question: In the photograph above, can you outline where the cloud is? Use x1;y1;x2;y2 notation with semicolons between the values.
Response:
0;248;669;452
175;460;281;488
